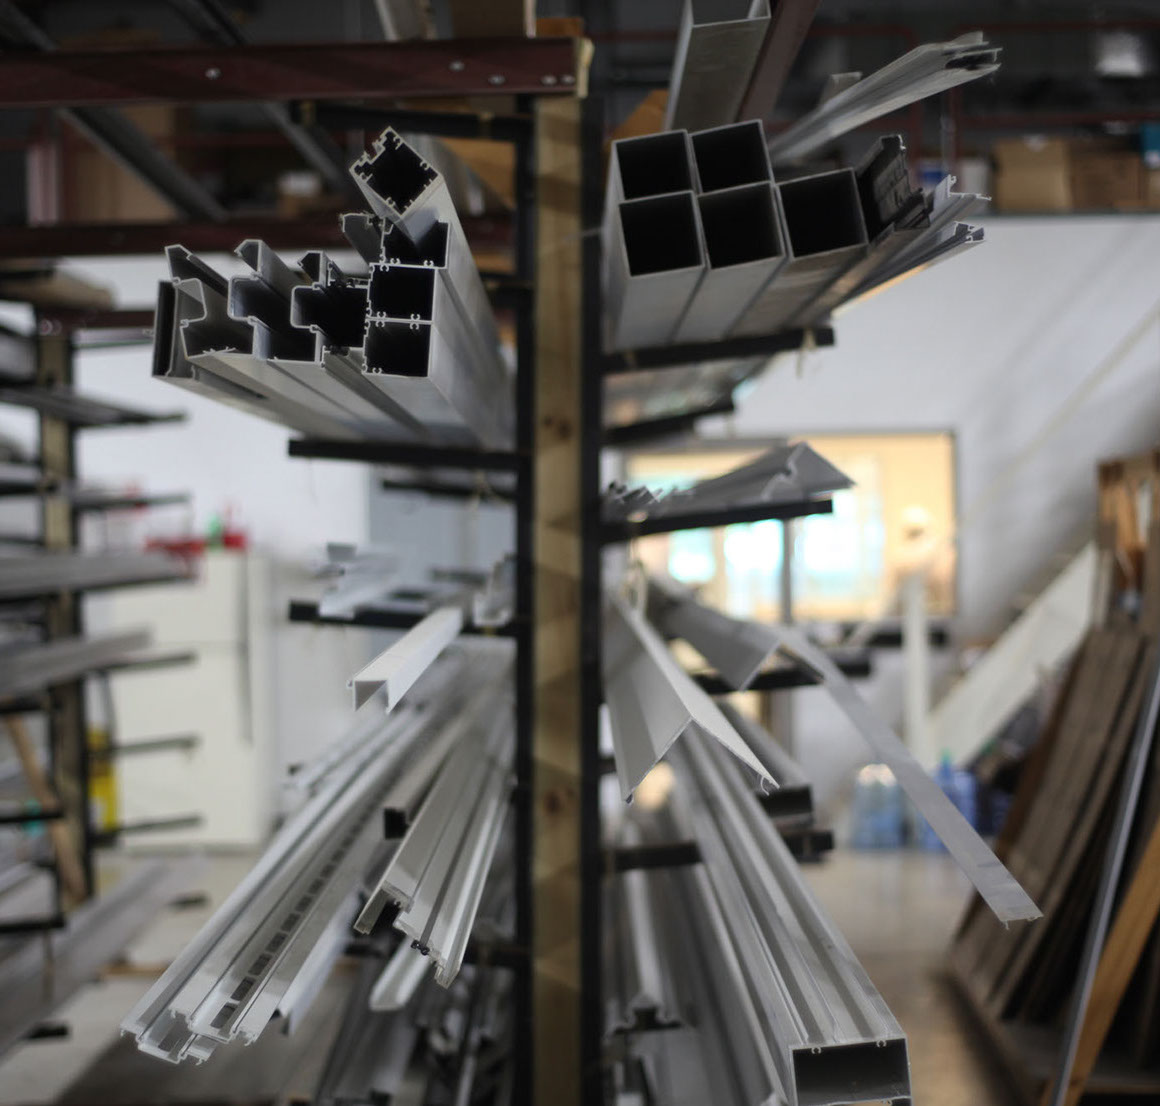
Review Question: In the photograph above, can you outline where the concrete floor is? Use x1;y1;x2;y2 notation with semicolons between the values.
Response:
0;848;1018;1105
804;849;1021;1106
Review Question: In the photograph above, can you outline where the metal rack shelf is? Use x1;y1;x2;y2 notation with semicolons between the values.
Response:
0;386;184;428
601;325;834;374
287;438;523;471
601;495;833;543
286;599;516;637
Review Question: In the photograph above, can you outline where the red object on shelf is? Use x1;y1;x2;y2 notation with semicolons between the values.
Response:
145;536;206;559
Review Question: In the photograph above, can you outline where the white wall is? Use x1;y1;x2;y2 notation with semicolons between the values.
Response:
700;215;1160;815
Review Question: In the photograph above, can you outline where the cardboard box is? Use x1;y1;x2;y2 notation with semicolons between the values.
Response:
992;137;1073;212
1070;145;1144;211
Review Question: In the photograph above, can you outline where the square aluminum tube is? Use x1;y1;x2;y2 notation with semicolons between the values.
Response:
363;258;511;448
606;130;697;208
689;119;774;193
731;168;868;337
673;183;787;345
350;129;505;360
604;191;707;352
664;0;771;132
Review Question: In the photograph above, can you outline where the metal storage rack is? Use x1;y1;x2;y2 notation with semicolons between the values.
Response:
0;307;192;937
0;31;841;1102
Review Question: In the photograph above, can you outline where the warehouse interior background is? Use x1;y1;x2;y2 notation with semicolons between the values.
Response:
0;2;1159;1105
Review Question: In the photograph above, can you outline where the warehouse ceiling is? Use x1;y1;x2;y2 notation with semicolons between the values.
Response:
0;0;1156;225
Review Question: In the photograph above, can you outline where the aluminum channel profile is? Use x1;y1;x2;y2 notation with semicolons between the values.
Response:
767;33;1000;166
356;673;513;987
671;729;912;1105
664;0;771;132
370;942;433;1011
605;191;707;352
650;580;1041;925
602;592;773;800
161;248;364;440
731;168;868;337
348;605;463;709
689;119;774;193
229;239;408;440
673;182;787;344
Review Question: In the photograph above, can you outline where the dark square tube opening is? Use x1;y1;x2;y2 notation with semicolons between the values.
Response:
778;170;866;257
369;265;436;320
615;132;694;200
354;132;438;215
620;193;703;276
364;321;430;378
692;121;772;192
698;185;782;268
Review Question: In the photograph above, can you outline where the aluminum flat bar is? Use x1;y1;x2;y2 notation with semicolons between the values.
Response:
349;605;463;709
659;589;1040;925
604;192;706;352
673;183;787;345
767;34;1000;166
731;169;868;337
0;552;187;600
0;629;151;700
664;0;771;132
689;119;774;193
602;593;773;799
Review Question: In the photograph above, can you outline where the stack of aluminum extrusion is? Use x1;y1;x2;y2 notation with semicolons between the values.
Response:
601;120;986;353
601;575;1042;1105
153;127;511;449
120;637;515;1077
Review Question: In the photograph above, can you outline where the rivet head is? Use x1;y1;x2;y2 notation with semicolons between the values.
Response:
561;74;575;85
205;66;221;80
449;60;465;72
540;74;558;86
487;73;506;86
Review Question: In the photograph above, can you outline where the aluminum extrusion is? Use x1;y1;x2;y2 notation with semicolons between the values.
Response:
348;605;463;709
602;592;773;800
664;0;771;133
689;119;774;193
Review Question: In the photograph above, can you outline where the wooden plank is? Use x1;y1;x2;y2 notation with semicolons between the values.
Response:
532;94;583;1106
1048;813;1160;1106
2;716;87;905
989;636;1148;1014
610;90;669;144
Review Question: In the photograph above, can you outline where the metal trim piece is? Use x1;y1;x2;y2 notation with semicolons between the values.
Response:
348;605;463;709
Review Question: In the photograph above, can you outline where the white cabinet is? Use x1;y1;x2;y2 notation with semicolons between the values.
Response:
99;551;274;848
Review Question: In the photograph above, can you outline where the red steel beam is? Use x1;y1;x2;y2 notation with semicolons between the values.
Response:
0;215;514;258
0;38;579;109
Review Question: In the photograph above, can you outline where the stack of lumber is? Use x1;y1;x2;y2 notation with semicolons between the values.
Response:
948;447;1160;1105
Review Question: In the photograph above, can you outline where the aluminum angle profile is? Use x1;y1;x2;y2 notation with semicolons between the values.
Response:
604;191;707;352
671;729;911;1106
348;605;463;710
767;32;1001;166
731;169;869;337
664;0;771;133
602;592;773;800
653;582;1041;926
673;182;788;345
716;700;814;819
